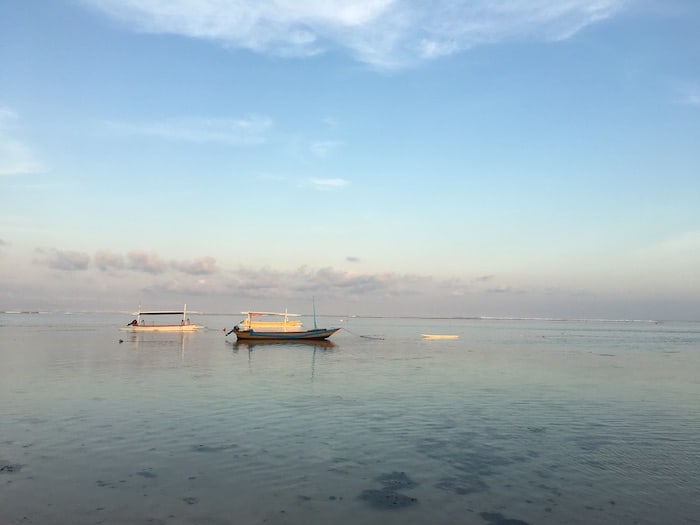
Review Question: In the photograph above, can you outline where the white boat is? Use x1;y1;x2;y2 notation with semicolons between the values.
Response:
120;304;203;332
421;334;459;340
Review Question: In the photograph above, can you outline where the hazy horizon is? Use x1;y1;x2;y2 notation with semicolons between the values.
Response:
3;310;698;324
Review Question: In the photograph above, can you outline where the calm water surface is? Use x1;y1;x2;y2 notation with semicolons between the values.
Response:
1;313;699;524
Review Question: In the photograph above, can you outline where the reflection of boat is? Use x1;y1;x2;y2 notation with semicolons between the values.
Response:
421;334;459;340
120;304;203;332
226;310;339;341
234;339;335;349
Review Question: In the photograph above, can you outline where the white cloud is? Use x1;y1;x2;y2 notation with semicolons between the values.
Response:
107;116;273;145
84;0;393;56
0;107;44;176
310;140;343;158
309;177;349;190
82;0;626;68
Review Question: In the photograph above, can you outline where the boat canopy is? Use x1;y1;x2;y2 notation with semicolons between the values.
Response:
241;311;302;317
134;311;188;315
132;304;192;319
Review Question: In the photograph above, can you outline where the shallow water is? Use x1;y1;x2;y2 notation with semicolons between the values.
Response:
1;314;699;524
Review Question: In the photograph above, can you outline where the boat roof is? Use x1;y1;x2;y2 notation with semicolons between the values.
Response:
241;311;302;317
135;310;187;315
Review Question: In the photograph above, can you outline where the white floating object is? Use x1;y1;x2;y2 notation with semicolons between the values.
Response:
421;334;459;340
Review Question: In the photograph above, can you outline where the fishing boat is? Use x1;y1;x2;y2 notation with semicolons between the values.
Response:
120;304;203;332
226;310;339;341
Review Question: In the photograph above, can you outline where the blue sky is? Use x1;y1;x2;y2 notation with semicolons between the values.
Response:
1;0;699;320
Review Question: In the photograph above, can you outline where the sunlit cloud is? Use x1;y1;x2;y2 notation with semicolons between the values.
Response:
83;0;627;68
309;177;349;190
107;116;273;145
36;248;90;271
0;107;44;176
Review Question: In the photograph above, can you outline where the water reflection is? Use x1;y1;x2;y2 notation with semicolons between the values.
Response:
2;315;699;525
123;332;194;360
232;339;336;380
233;339;335;351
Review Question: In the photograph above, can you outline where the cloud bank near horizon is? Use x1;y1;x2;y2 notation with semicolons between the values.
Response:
82;0;627;68
5;238;694;318
22;245;528;303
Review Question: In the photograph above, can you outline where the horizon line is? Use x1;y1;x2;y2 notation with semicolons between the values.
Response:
2;310;689;323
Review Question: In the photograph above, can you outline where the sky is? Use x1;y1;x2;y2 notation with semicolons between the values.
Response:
1;0;699;320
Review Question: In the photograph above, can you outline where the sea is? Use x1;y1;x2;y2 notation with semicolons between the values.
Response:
1;312;698;525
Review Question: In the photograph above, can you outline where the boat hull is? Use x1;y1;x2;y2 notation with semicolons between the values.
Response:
234;327;340;341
